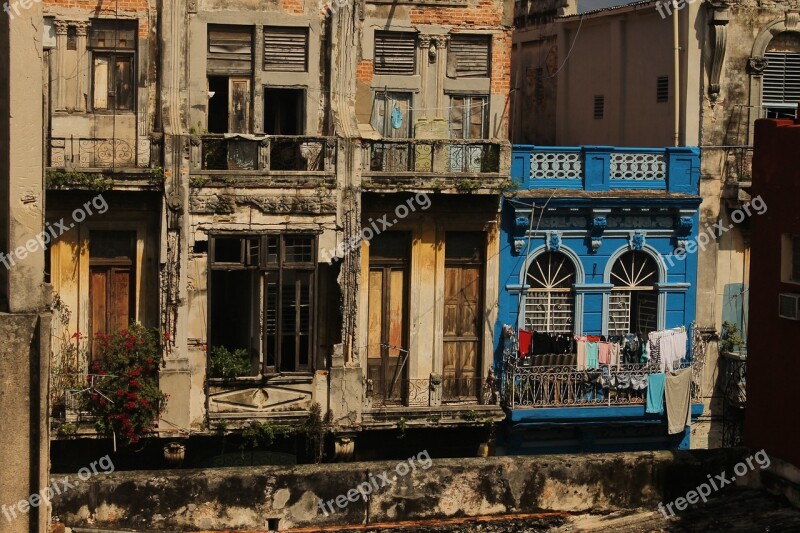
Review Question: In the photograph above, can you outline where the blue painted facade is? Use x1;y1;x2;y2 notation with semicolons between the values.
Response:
496;146;703;453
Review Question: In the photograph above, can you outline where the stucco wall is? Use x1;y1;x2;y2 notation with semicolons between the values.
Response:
51;449;756;531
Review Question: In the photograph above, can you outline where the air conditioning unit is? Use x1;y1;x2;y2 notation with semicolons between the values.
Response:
779;293;800;320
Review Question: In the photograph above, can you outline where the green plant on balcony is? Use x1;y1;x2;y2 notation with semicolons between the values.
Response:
720;321;746;355
303;402;332;464
396;417;407;439
46;169;113;191
56;422;78;439
209;346;252;379
83;324;166;446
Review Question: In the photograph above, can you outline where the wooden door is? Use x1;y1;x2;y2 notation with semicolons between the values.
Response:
89;231;135;359
228;77;250;133
367;232;410;404
442;232;483;400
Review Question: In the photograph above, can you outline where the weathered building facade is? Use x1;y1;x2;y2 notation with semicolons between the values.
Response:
510;0;797;448
43;0;514;458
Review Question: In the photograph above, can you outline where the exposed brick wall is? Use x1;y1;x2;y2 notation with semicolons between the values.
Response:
43;0;149;11
280;0;305;14
491;30;512;95
409;0;504;27
357;60;374;84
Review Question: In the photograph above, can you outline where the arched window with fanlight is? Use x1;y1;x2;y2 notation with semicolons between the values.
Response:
609;251;659;336
524;251;575;333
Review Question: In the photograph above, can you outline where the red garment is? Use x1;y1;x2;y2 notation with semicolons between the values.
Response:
518;329;532;357
586;335;602;342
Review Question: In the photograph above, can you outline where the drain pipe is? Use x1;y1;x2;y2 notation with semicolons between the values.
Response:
673;0;680;146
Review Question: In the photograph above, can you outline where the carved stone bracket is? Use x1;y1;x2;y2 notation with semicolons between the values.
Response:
747;56;768;76
707;3;730;105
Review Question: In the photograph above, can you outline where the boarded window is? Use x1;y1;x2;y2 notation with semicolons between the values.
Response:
264;26;309;72
371;92;412;137
374;31;416;75
208;25;253;74
447;35;491;78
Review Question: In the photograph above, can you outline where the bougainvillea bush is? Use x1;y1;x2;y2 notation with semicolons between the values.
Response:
84;324;167;446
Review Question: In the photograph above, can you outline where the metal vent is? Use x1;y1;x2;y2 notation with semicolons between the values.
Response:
264;27;308;72
447;34;491;78
374;31;417;75
656;76;669;103
593;95;604;120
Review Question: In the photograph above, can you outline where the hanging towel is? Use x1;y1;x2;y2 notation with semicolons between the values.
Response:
610;343;621;366
586;342;599;369
598;342;611;365
576;338;587;370
665;367;693;434
646;373;666;414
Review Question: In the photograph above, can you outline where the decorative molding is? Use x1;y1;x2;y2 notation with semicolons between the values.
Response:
707;4;731;105
545;230;562;252
54;20;70;35
629;231;646;251
589;209;608;253
513;238;525;254
747;56;768;76
418;35;432;48
73;21;90;36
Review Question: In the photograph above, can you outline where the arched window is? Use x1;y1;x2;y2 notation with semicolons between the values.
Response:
524;251;575;333
609;251;659;336
763;32;800;119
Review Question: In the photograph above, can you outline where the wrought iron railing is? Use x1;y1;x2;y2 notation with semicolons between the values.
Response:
724;146;753;184
500;324;700;409
361;138;503;174
49;137;153;169
192;134;336;172
502;363;694;409
365;376;485;408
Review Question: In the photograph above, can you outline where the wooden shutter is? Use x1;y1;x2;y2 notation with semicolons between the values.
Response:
374;31;416;75
447;35;490;78
208;26;253;74
764;51;800;104
264;27;308;72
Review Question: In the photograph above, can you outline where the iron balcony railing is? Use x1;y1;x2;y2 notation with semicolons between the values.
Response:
365;376;485;408
49;137;155;169
191;134;336;172
361;138;504;175
501;362;696;409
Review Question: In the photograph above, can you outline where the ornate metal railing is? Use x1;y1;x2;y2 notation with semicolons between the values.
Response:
191;135;336;172
502;363;694;409
361;138;503;175
500;324;700;409
365;376;486;408
721;350;746;447
724;146;753;184
49;137;153;169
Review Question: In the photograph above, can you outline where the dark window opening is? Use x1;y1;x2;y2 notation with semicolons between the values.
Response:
593;95;604;120
209;234;317;375
207;76;229;134
67;26;77;50
264;88;305;135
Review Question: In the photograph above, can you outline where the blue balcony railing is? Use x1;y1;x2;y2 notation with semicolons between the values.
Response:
511;146;700;194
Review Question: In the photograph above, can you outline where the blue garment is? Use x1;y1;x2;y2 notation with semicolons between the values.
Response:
646;372;666;414
586;342;599;369
391;106;403;129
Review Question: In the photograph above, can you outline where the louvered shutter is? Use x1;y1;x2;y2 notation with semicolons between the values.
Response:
264;27;309;72
447;35;490;78
208;26;253;74
763;51;800;105
374;32;416;75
